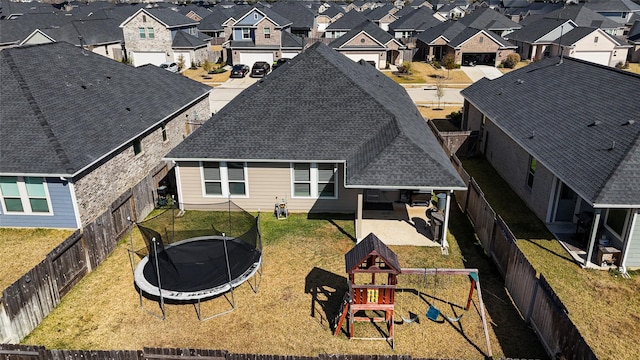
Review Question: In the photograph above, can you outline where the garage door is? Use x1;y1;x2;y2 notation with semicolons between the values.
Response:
281;52;299;59
462;53;496;66
131;51;166;67
572;51;611;66
343;53;381;68
239;52;274;67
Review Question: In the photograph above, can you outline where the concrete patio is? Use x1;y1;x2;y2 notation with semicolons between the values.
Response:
360;202;442;246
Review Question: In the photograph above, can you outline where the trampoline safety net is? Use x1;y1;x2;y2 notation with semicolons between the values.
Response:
133;201;261;293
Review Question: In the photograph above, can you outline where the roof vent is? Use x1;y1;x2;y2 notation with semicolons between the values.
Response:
126;107;131;111
528;130;535;139
622;120;635;126
588;120;602;127
515;79;524;84
609;141;616;151
81;85;87;89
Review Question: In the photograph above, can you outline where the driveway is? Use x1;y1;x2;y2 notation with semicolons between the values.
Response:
461;65;503;82
209;76;259;113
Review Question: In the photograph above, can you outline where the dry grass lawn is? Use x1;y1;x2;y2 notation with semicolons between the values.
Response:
22;210;547;359
463;157;640;360
182;65;230;85
498;61;530;74
385;62;473;85
0;228;74;290
625;62;640;74
417;106;463;121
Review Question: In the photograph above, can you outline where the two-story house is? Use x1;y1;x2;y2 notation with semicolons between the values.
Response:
120;8;210;68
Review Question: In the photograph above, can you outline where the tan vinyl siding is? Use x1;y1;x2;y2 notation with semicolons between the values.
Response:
177;161;359;213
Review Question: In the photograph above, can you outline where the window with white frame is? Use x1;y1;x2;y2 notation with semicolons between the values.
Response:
0;176;51;214
242;28;250;39
147;27;154;39
264;27;270;39
138;27;146;39
202;162;247;197
605;209;628;239
291;163;337;198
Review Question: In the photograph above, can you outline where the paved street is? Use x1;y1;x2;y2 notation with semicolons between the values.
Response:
208;66;502;114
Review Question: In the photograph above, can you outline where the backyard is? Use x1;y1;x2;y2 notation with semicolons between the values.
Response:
462;157;640;360
19;207;547;359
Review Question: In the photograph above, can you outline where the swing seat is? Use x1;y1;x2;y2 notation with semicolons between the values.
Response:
400;312;420;324
426;305;463;323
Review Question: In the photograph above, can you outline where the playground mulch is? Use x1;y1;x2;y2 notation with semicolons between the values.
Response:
22;209;547;359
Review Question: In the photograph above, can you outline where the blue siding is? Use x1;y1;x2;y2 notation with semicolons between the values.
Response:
0;178;78;229
236;10;264;25
625;211;640;267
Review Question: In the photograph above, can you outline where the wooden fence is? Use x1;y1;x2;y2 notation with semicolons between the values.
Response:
449;153;596;359
0;344;535;360
0;170;159;344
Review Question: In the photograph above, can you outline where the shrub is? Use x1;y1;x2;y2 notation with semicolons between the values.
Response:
431;60;442;69
177;55;186;71
502;53;521;69
202;60;213;73
399;61;412;74
616;61;630;69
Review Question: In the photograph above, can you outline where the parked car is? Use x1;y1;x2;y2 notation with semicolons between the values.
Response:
159;62;178;73
250;61;271;77
230;64;250;78
272;58;290;70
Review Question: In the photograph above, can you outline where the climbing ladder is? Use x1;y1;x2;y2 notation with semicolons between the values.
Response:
333;292;350;336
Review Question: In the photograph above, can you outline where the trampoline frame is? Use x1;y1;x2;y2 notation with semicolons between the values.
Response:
127;207;262;321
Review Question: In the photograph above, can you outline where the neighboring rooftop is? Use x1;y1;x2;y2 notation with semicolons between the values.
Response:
461;57;640;206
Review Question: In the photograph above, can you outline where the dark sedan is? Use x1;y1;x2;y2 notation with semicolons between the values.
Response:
230;64;249;78
250;61;271;77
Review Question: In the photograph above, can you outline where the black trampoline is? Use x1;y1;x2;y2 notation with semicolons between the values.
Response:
129;201;262;320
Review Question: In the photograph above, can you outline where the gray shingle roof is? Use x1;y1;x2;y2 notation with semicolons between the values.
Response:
197;7;231;31
0;12;79;45
505;17;573;43
325;9;368;31
0;42;211;177
50;18;123;46
271;1;314;30
521;4;621;30
629;20;640;41
345;232;401;274
459;7;522;31
329;20;397;48
166;42;465;190
389;6;440;32
364;4;396;21
144;8;199;28
416;20;467;44
447;27;515;48
172;30;207;48
461;57;640;206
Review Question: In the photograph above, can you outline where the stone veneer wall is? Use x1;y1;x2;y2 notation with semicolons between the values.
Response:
72;97;210;226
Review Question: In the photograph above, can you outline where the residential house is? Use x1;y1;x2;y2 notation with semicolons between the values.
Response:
20;18;125;61
553;27;630;67
582;0;640;26
460;56;640;270
363;3;398;31
416;20;517;65
316;6;344;34
165;42;466;243
458;7;522;37
120;8;210;67
271;1;316;38
197;7;232;45
324;9;368;39
225;7;302;66
505;18;578;61
434;3;467;21
0;42;211;229
519;5;625;37
0;12;82;50
388;6;442;41
329;20;406;68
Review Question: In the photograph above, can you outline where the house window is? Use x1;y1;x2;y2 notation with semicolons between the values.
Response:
594;36;599;43
142;15;146;23
527;156;536;189
242;28;250;39
161;124;167;142
0;176;51;214
203;162;222;196
291;163;337;198
201;162;248;197
479;36;484;43
606;209;628;238
264;27;270;39
254;13;259;20
138;27;146;39
147;27;154;39
133;138;143;155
